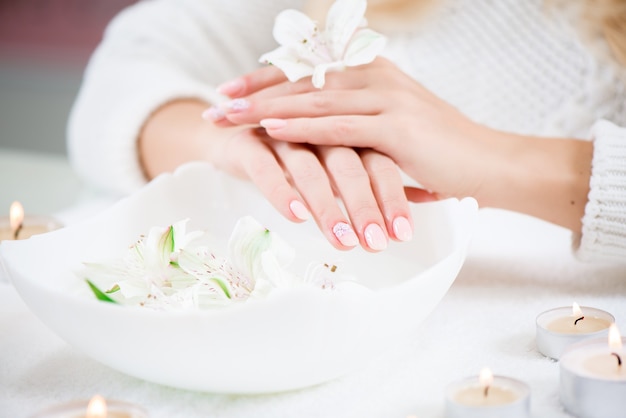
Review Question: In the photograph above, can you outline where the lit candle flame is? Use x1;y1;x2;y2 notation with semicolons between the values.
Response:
572;302;586;326
9;201;24;238
479;367;493;397
609;324;623;368
609;324;622;352
86;394;107;418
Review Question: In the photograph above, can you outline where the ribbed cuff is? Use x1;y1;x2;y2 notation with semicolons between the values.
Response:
575;120;626;263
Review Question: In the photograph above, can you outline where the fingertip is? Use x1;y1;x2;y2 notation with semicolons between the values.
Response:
201;106;225;122
260;118;287;130
364;223;388;251
392;216;413;242
289;200;311;221
216;78;246;97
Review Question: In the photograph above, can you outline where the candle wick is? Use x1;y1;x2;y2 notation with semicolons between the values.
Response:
611;352;622;367
574;316;584;326
483;385;489;398
12;223;23;240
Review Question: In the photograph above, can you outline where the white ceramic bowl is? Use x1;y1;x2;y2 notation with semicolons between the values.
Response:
0;162;477;394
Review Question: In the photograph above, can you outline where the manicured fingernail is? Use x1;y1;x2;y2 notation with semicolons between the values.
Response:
333;222;359;247
201;106;225;121
289;200;311;221
216;78;245;96
364;223;387;250
260;118;287;130
392;216;413;242
224;98;250;112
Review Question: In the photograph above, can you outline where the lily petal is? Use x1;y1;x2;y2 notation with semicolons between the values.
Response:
142;225;173;269
228;216;295;279
272;9;318;48
260;46;315;82
312;60;345;88
171;218;204;252
343;28;387;67
259;0;386;88
325;0;367;58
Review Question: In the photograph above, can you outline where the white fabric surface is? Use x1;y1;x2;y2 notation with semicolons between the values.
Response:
2;200;625;418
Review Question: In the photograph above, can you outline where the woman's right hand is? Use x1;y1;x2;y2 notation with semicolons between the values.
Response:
206;58;593;233
208;58;493;204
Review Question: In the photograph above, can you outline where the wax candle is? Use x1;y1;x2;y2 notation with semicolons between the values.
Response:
0;201;62;241
31;394;148;418
536;303;614;360
444;368;530;418
560;324;626;418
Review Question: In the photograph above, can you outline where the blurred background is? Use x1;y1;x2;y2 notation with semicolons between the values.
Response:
0;0;138;155
0;1;138;215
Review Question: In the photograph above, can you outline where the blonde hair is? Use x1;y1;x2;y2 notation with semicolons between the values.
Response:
584;0;626;66
305;0;626;67
304;0;437;32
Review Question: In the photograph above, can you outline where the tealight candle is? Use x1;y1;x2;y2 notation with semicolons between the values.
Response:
536;302;614;360
0;201;62;241
444;368;530;418
31;394;148;418
560;324;626;418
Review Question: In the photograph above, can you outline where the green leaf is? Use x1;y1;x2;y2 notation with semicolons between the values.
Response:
86;279;118;304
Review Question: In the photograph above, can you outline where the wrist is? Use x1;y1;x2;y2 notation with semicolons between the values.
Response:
474;128;592;232
139;99;216;179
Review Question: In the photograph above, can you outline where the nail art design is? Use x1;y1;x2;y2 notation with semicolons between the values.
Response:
225;98;250;112
333;222;359;247
333;222;350;237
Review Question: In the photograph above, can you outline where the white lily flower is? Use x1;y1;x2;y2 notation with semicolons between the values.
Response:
227;216;295;283
80;216;357;310
140;219;203;269
259;0;387;88
177;248;253;301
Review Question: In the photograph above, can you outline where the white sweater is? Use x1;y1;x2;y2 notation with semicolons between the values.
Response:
67;0;626;263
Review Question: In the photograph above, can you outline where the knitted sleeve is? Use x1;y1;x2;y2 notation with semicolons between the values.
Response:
67;0;301;195
576;120;626;263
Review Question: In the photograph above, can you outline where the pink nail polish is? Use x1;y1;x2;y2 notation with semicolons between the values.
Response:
224;98;250;112
392;216;413;242
260;119;287;130
333;222;359;247
364;224;387;250
216;78;245;97
201;107;225;121
289;200;311;221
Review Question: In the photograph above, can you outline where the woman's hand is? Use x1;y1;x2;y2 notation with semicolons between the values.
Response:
217;128;416;252
140;100;415;252
207;58;594;233
208;58;492;203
